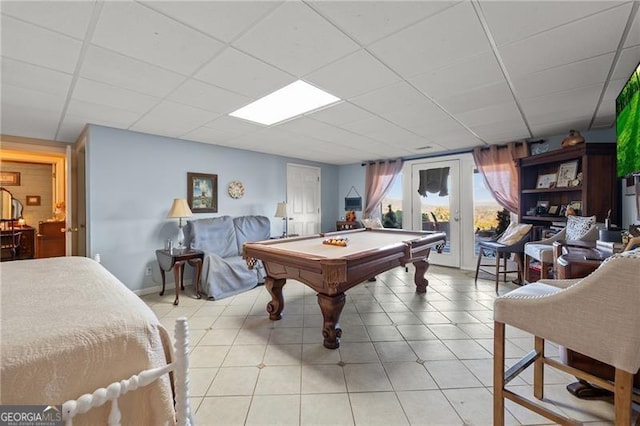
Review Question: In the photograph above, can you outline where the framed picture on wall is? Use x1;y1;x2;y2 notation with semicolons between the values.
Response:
187;172;218;213
26;195;41;206
0;171;20;186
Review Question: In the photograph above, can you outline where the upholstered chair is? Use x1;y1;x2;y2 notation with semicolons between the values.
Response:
523;215;598;282
493;249;640;425
475;223;532;292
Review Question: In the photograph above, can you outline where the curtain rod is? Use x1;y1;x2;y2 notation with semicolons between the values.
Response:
360;148;473;166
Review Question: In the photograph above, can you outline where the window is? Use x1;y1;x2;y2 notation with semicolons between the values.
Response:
380;175;402;228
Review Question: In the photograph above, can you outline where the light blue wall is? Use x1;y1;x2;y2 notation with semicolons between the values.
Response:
337;164;365;221
85;125;338;292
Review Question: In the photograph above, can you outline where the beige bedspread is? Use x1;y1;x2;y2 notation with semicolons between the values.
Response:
0;256;175;425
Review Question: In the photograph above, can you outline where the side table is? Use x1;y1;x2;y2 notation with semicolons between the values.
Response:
156;248;204;305
552;240;602;279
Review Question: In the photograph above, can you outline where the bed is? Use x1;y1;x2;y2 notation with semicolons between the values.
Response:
0;256;181;425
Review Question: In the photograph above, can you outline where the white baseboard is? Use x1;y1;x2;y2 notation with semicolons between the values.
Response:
133;280;195;297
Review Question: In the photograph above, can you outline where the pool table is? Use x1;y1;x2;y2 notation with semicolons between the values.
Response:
243;228;446;349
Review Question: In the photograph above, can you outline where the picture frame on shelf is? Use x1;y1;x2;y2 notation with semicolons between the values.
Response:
535;200;549;215
548;205;559;216
569;200;582;215
536;173;557;189
559;205;568;217
187;172;218;213
556;161;579;187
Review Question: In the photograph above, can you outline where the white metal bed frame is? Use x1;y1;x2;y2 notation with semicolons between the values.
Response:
61;317;194;426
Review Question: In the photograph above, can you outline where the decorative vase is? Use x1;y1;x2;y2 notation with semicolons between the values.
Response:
561;130;585;148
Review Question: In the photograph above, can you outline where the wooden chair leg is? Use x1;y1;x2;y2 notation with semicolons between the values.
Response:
494;321;506;426
540;262;549;279
614;368;633;425
514;253;524;285
475;249;483;283
534;336;544;399
524;254;531;282
495;252;501;291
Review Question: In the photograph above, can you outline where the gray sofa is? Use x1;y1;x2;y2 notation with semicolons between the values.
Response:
184;215;270;300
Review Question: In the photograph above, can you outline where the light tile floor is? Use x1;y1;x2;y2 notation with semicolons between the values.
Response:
143;265;639;425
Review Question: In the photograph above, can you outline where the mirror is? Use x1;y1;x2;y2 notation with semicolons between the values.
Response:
0;188;23;221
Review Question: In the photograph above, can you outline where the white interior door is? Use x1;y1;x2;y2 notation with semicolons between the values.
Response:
411;159;461;268
286;164;321;236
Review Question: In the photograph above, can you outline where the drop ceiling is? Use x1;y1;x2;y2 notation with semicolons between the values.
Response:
1;1;638;165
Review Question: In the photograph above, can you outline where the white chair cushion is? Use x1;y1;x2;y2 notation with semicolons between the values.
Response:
497;223;532;246
524;243;555;263
565;215;596;240
361;218;383;228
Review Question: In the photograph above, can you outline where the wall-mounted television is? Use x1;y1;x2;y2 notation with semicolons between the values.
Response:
616;61;640;177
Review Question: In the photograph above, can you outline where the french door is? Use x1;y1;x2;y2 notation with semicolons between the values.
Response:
410;159;460;267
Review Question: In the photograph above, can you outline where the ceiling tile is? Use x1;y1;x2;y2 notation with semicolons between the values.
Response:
168;79;251;114
1;0;96;40
455;101;524;128
181;126;239;145
305;50;400;99
308;102;375;127
131;101;218;138
409;52;504;100
624;8;639;48
310;1;458;46
73;78;161;114
480;1;624;46
1;16;82;73
512;53;615;99
80;46;185;98
66;99;141;128
2;84;66;113
430;130;483;150
437;81;514;115
369;2;491;78
141;1;281;43
1;58;72;96
92;2;225;75
522;84;603;125
1;104;60;140
203;115;264;136
612;46;640;81
232;2;360;76
350;81;432;115
499;3;632;77
195;47;294;99
56;117;88;142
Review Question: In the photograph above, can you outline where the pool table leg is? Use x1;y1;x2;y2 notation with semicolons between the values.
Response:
265;277;286;320
414;259;430;293
317;293;346;349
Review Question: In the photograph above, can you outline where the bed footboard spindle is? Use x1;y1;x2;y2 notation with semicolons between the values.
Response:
62;317;194;425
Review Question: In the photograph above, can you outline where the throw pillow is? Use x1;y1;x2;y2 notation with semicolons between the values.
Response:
565;215;596;240
497;223;532;246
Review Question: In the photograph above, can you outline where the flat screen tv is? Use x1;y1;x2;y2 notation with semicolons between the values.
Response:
616;61;640;177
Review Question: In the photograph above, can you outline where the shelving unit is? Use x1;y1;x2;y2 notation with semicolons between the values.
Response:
518;143;619;230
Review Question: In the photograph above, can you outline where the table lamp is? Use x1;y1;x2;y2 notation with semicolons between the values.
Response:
167;198;193;248
274;202;288;238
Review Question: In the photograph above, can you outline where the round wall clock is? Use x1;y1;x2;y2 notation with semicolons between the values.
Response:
227;181;245;199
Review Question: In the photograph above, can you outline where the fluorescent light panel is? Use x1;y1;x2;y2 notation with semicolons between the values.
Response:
229;80;340;126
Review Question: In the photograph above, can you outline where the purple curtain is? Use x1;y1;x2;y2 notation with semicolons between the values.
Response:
472;142;529;214
364;159;403;219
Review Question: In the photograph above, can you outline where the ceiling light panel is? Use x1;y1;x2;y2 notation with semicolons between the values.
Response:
229;80;340;126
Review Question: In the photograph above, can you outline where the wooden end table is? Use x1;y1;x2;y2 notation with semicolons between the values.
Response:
552;240;603;279
156;248;204;305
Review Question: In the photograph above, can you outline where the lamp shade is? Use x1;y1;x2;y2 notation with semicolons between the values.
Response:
274;202;287;218
167;198;193;219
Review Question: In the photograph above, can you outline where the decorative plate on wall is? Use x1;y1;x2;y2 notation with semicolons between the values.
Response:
227;181;245;199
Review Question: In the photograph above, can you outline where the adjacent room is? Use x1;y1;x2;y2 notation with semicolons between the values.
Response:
1;1;639;425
